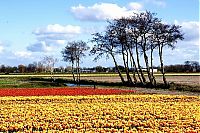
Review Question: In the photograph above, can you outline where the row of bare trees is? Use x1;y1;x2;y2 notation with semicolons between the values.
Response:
61;11;183;87
90;11;184;86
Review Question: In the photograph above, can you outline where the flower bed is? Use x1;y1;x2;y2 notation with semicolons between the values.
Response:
0;95;199;132
0;87;135;96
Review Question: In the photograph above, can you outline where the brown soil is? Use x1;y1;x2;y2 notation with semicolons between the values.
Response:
74;76;200;86
128;87;200;96
63;76;200;96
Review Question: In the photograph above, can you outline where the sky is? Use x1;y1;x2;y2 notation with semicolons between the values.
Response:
0;0;199;67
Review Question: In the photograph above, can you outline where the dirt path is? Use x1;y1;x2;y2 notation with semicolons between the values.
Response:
127;87;200;96
67;75;200;86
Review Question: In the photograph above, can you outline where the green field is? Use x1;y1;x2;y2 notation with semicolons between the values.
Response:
0;77;65;88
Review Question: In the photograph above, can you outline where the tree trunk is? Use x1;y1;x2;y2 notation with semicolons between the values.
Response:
129;54;137;83
71;61;76;82
78;58;80;84
158;45;168;86
126;49;134;84
142;35;153;86
111;53;126;84
128;47;140;84
150;47;156;86
143;50;153;86
76;59;78;84
135;43;146;83
122;45;133;84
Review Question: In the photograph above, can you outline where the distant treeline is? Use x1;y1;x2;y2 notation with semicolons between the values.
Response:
0;61;199;74
164;61;200;73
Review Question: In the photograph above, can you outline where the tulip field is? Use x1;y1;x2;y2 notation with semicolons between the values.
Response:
0;87;135;96
0;88;199;132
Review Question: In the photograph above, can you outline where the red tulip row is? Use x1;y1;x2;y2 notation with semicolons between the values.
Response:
0;87;135;96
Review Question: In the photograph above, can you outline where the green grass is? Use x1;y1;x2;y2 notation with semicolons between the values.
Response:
0;80;17;84
0;77;65;88
0;77;20;85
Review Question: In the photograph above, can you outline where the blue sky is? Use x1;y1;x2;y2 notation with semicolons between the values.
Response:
0;0;199;67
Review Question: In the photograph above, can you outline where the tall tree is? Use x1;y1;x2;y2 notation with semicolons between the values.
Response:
109;18;140;84
61;44;76;82
131;11;160;86
90;30;126;84
62;41;89;83
152;22;184;86
74;41;90;83
127;16;147;84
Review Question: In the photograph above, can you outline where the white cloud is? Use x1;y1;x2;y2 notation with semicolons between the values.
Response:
27;41;54;52
27;24;82;52
54;40;67;45
160;20;200;65
33;24;81;41
163;43;199;65
71;2;142;21
14;51;32;58
175;20;199;46
34;24;81;35
182;21;199;45
0;50;40;66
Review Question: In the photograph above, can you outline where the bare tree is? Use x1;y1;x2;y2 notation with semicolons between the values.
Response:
90;30;126;84
74;41;90;83
61;44;76;82
135;11;161;86
91;11;184;87
42;56;58;79
108;18;135;85
152;22;184;86
127;16;147;84
62;41;89;83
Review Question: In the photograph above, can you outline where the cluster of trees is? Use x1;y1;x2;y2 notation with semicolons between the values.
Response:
0;56;58;74
165;61;200;72
50;11;185;87
90;11;184;86
0;64;41;73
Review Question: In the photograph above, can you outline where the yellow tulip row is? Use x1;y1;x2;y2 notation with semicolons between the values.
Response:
0;94;199;132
